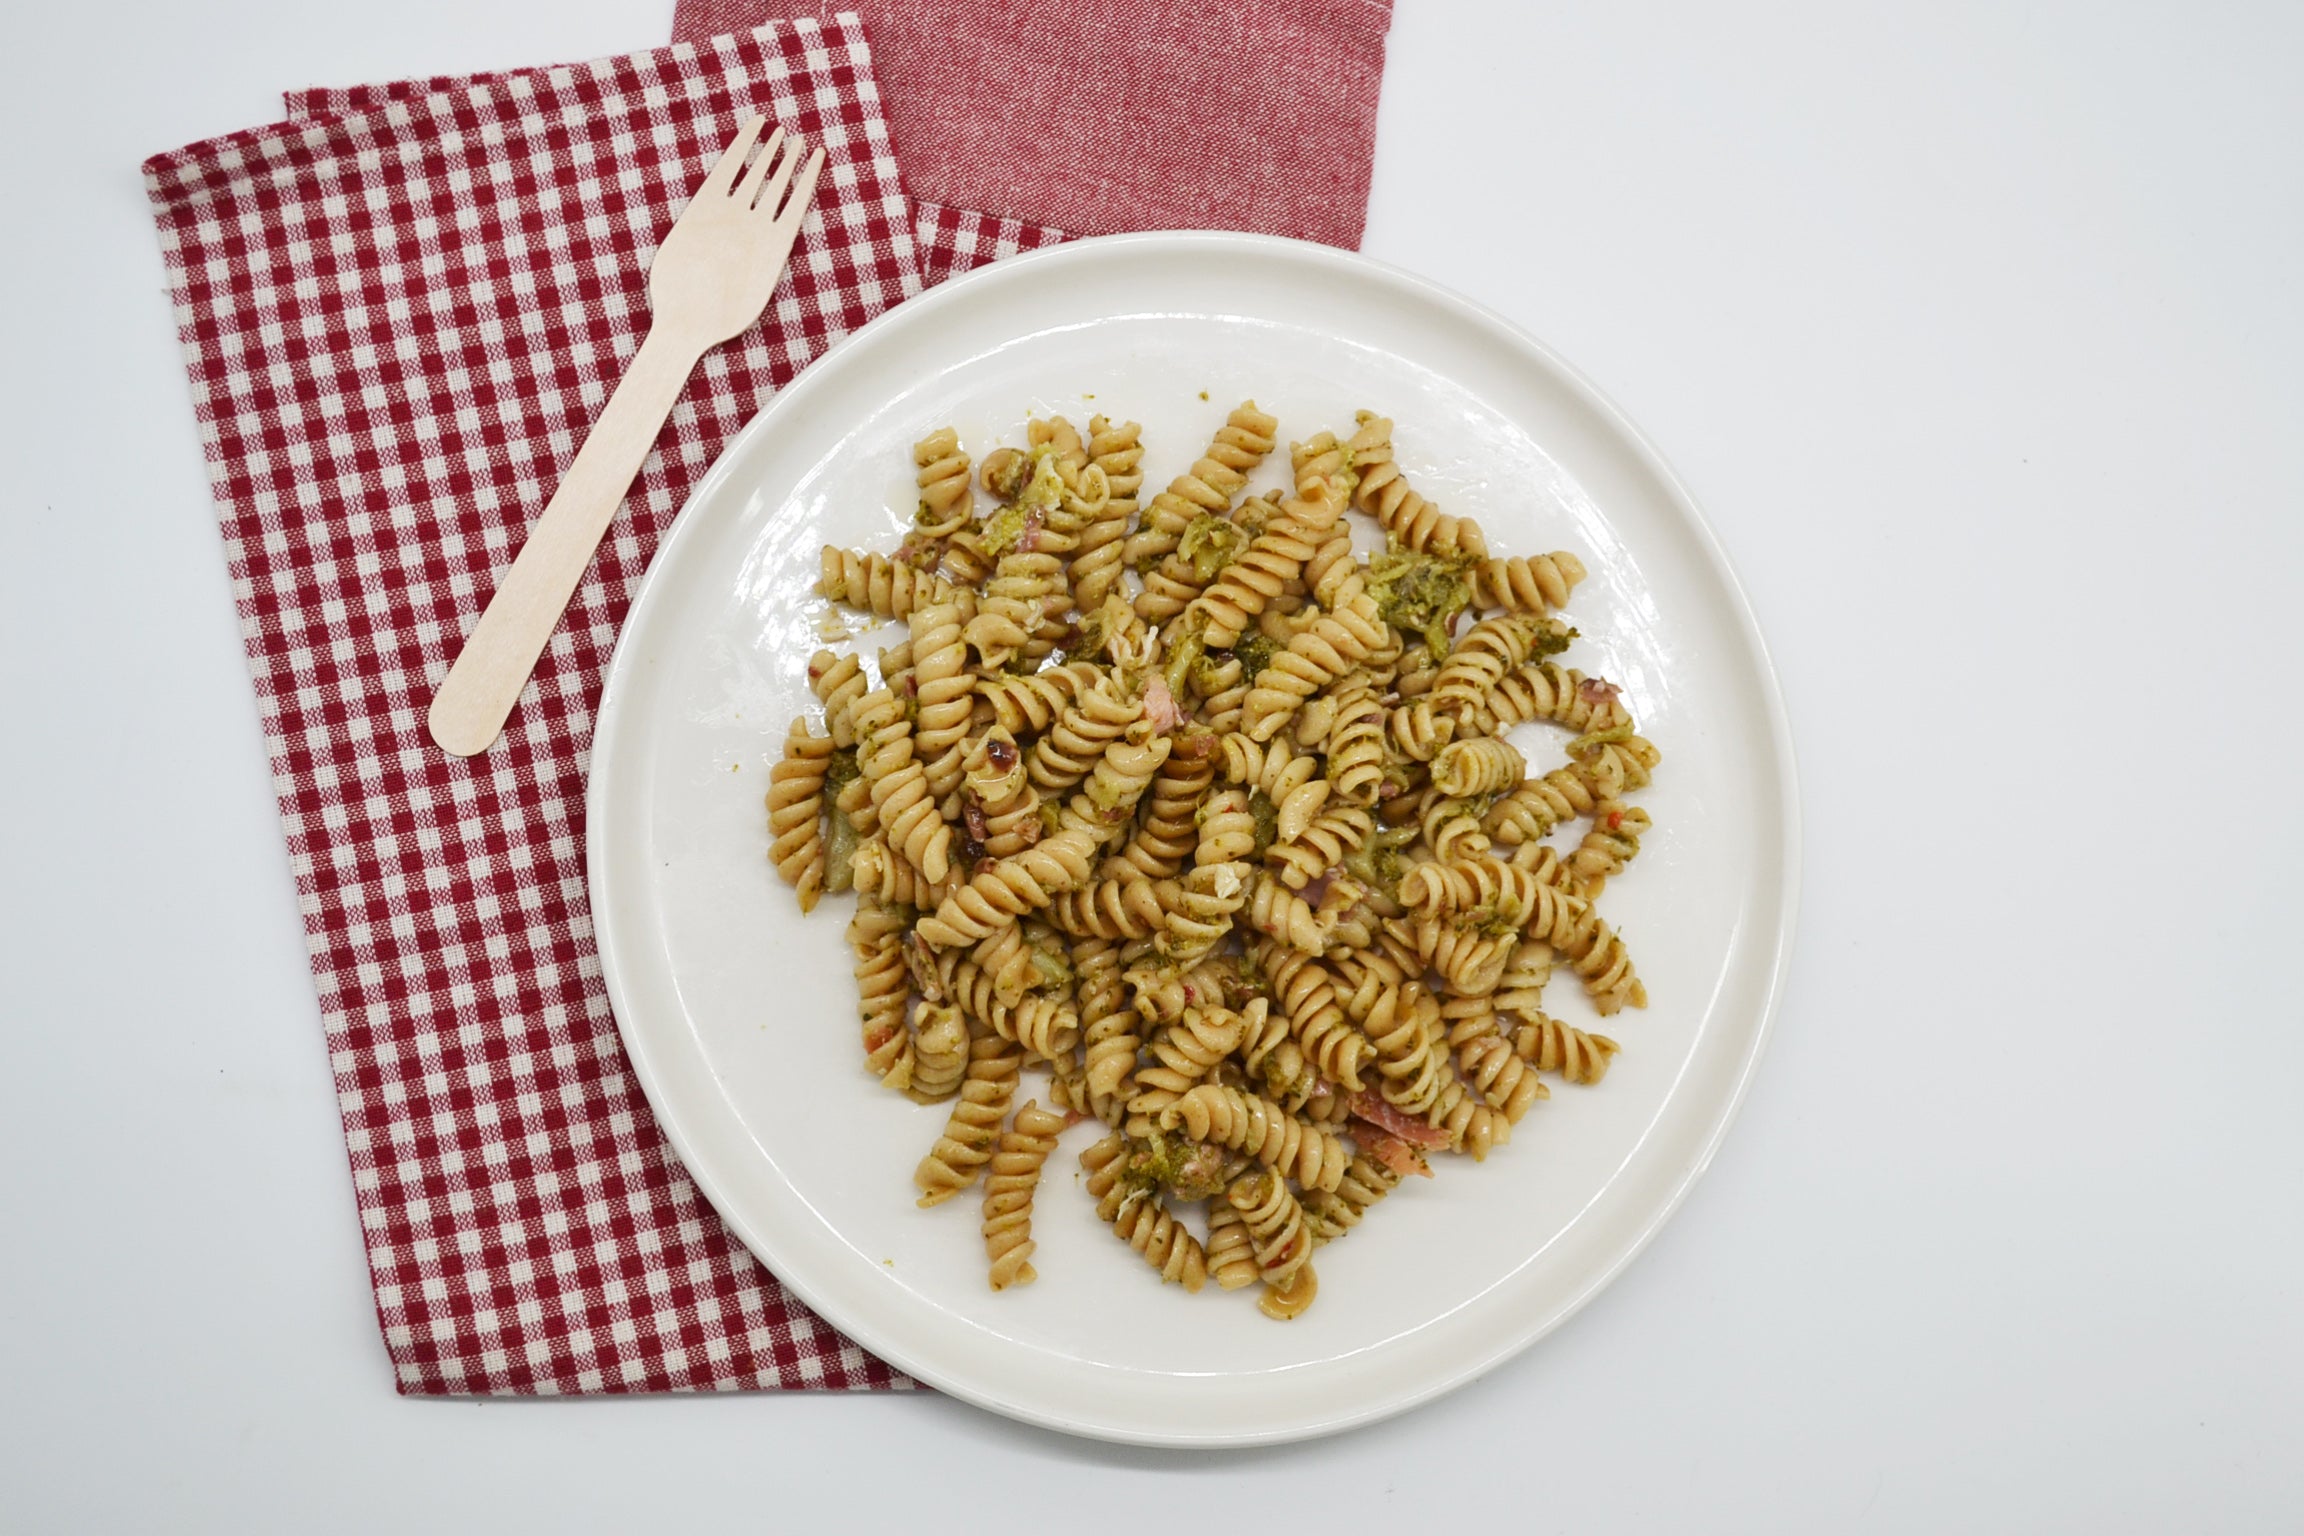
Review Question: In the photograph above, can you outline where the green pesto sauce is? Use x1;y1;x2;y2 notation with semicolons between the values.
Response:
824;747;862;793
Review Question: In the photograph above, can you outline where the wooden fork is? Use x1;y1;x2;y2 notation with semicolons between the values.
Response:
427;118;825;757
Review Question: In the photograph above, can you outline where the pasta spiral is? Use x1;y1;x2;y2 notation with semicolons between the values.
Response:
1466;548;1586;614
766;718;831;911
1181;654;1241;735
916;825;1101;948
1121;400;1277;574
908;1002;971;1103
1479;661;1629;737
818;545;974;623
1126;1005;1250;1134
1246;872;1365;956
1242;566;1387;741
1256;939;1372;1092
912;427;974;539
849;834;962;912
1300;1153;1404;1246
1291;428;1354;503
910;599;974;802
849;896;916;1091
1266;804;1375;890
1567;801;1650;897
1511;1013;1622;1084
1158;860;1250;968
1238;996;1313;1109
1509;883;1646;1015
807;648;868;749
1165;1084;1350;1192
1420;794;1494;863
1219;734;1321;807
1345;412;1488;559
1430;736;1527;799
1186;479;1345;649
1203;1200;1261;1290
1455;1032;1548;1123
1399;854;1554;933
1027;673;1144;796
982;1100;1065;1290
915;1033;1023;1206
1070;415;1143;612
1384;699;1456;762
1259;1265;1319;1322
1113;729;1217;880
1046;876;1167;940
1322;681;1388;807
1074;937;1142;1127
977;661;1102;735
1226;1169;1315;1288
965;550;1067;671
1485;735;1662;844
1082;1135;1208;1291
938;949;1083;1059
1431;613;1572;721
852;687;953;883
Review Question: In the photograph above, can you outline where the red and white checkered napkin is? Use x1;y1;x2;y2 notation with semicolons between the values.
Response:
279;73;1069;287
145;17;923;1395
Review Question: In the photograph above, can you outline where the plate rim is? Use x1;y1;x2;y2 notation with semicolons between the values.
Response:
587;229;1804;1446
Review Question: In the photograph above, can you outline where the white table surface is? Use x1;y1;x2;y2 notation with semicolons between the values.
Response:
4;1;2299;1529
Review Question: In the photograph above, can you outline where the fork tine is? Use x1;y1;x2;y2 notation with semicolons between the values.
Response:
769;146;826;227
734;127;791;208
698;116;769;199
749;134;810;217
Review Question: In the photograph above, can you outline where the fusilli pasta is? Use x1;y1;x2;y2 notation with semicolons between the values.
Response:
767;405;1665;1320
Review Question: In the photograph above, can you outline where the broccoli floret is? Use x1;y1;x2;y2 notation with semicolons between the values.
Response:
979;500;1031;559
1177;513;1247;582
1163;618;1208;699
1567;722;1634;758
1246;789;1281;855
1231;629;1282;685
1368;542;1474;659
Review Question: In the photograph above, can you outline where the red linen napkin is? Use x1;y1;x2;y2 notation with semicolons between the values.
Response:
147;18;922;1395
671;0;1395;250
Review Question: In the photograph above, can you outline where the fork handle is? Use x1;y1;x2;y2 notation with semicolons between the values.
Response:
427;324;704;756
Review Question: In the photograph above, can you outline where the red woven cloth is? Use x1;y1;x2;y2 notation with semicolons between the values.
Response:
671;0;1394;249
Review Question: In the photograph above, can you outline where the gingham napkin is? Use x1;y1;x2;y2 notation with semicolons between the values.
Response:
671;0;1395;250
147;17;923;1395
147;6;1394;1396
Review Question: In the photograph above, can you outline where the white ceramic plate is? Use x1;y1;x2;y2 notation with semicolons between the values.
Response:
588;232;1799;1446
